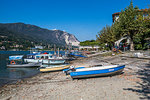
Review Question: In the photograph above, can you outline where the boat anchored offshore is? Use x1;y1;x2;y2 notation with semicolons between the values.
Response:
66;65;125;79
7;55;42;68
39;64;70;72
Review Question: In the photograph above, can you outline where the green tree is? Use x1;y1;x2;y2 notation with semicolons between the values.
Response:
80;40;99;46
133;13;149;49
97;25;117;50
114;0;150;50
117;1;138;50
97;0;150;51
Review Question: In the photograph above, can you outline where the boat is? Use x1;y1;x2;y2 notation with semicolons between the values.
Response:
69;52;87;58
7;62;42;68
68;65;125;79
63;54;76;61
24;52;41;63
39;64;70;72
24;54;66;65
7;55;42;68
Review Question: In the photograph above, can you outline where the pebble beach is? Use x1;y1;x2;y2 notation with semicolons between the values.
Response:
0;51;150;100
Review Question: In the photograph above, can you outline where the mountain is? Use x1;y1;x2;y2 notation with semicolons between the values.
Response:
0;27;37;50
0;23;80;46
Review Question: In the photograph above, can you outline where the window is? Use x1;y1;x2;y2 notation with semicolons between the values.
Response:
36;56;40;59
41;56;44;59
49;56;53;58
45;56;48;59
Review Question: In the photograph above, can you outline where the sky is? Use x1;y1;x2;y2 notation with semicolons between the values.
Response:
0;0;150;41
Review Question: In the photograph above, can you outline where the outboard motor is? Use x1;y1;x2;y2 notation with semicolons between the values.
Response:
64;66;76;75
70;66;76;71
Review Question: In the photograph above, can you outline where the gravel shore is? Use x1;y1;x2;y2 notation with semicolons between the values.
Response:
0;52;150;100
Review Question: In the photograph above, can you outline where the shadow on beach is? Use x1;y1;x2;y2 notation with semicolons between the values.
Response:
72;72;125;80
123;63;150;99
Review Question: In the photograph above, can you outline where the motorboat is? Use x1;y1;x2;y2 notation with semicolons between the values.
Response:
7;55;42;68
67;65;125;79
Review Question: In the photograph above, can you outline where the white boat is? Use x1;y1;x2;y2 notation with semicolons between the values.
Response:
24;54;65;65
7;55;42;68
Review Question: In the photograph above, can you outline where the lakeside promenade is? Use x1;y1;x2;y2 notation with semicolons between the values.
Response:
0;51;150;100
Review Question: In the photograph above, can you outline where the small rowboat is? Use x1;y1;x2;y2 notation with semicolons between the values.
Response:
39;64;70;72
69;65;125;79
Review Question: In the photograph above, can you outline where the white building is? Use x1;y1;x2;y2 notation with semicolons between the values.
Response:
35;46;43;49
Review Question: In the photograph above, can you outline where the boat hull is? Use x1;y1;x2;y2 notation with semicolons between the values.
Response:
42;59;65;64
39;65;70;72
7;62;42;68
70;65;125;79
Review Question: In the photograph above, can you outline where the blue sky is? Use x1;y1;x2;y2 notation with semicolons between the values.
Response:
0;0;150;41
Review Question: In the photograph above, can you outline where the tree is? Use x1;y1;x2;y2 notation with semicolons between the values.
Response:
80;40;99;46
97;0;150;51
113;0;149;51
97;25;117;50
116;1;137;50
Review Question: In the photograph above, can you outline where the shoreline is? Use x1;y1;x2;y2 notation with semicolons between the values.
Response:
0;51;150;100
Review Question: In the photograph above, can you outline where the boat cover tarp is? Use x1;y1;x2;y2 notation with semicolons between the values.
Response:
9;55;24;60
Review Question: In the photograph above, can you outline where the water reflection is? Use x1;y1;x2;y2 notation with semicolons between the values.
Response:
0;51;40;87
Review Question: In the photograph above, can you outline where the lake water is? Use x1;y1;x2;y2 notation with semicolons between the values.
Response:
0;51;65;87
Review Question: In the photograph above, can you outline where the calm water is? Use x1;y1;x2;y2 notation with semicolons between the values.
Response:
0;51;65;87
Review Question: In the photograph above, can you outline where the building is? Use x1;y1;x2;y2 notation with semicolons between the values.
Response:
35;46;43;49
112;12;121;22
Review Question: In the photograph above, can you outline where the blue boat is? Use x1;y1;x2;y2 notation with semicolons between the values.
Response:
69;65;125;79
69;52;87;58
